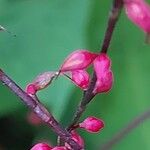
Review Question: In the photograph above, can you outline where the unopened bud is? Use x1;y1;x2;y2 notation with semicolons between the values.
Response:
71;131;84;147
93;53;113;94
26;71;58;95
65;131;84;149
26;84;37;95
71;70;90;90
60;50;98;72
31;143;52;150
124;0;150;34
79;116;104;133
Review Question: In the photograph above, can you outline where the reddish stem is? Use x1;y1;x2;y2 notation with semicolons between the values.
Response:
0;69;82;150
67;0;123;131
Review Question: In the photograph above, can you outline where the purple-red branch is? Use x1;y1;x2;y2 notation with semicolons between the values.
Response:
67;0;123;131
101;0;123;53
0;69;82;150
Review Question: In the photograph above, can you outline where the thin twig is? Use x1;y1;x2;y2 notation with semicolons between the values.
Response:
101;0;123;53
0;25;16;37
67;73;96;131
101;109;150;150
67;0;123;131
0;69;82;150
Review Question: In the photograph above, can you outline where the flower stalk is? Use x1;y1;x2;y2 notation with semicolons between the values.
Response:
0;69;82;150
67;0;124;132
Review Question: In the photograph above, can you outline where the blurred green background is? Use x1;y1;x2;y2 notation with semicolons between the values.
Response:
1;0;150;149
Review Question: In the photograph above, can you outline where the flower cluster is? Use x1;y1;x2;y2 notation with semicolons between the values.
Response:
26;50;113;95
79;116;104;133
25;49;112;149
30;131;83;150
59;50;113;93
30;116;104;150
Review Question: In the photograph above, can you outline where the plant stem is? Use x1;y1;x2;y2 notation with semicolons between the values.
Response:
0;69;82;150
67;0;123;131
101;109;150;150
101;0;123;53
67;73;96;131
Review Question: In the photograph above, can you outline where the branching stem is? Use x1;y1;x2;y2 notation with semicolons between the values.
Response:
67;0;123;131
0;69;82;150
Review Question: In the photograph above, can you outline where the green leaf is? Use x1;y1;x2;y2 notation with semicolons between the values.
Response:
1;0;150;149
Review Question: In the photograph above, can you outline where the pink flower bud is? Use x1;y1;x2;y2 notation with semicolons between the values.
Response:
65;131;84;149
71;70;90;90
26;72;57;95
93;53;113;94
79;116;104;133
33;72;57;90
51;146;66;150
124;0;150;34
71;131;84;147
31;143;52;150
94;72;113;94
26;83;37;95
60;50;98;72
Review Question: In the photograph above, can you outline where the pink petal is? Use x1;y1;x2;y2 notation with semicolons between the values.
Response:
124;0;150;33
60;50;98;72
71;70;90;90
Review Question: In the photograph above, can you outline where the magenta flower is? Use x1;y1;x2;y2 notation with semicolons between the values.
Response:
124;0;150;34
71;70;90;90
93;53;113;94
65;131;84;149
31;143;52;150
26;83;37;95
26;72;57;95
79;116;104;133
60;50;98;72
